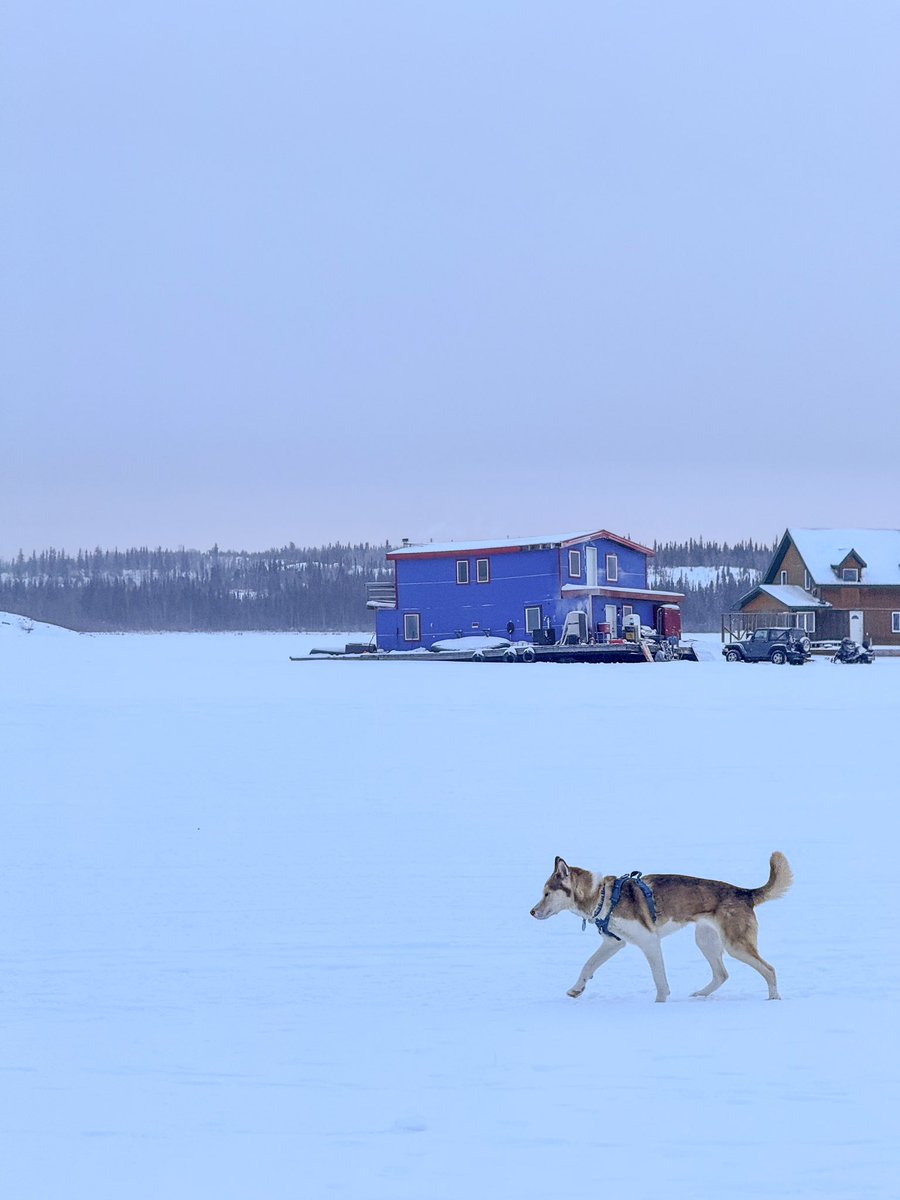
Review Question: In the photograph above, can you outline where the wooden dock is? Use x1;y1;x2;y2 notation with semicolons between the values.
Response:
290;640;698;664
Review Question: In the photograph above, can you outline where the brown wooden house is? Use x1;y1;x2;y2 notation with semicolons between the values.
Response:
730;528;900;645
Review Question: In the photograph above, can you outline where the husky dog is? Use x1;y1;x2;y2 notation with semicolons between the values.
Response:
530;852;792;1002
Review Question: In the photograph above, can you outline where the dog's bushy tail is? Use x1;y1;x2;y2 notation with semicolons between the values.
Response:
751;851;793;906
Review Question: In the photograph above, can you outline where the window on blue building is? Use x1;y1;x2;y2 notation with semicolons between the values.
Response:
456;560;470;584
568;550;581;578
403;613;421;641
606;554;619;582
525;605;542;633
476;558;490;583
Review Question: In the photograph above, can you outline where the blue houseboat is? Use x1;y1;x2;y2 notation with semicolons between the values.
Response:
370;529;684;652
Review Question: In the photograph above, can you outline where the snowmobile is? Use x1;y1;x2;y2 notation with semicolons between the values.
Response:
831;637;875;665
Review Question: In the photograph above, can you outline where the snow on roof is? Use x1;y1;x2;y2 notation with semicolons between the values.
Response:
754;584;831;609
787;529;900;586
389;532;588;556
388;530;654;557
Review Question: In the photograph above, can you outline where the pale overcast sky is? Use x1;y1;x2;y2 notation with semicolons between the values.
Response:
3;2;899;556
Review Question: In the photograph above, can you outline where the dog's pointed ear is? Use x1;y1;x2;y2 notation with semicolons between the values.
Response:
554;856;570;880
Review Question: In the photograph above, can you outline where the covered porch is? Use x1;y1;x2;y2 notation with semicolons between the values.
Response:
561;583;684;639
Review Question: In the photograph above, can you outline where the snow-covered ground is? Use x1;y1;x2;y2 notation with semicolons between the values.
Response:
3;617;898;1198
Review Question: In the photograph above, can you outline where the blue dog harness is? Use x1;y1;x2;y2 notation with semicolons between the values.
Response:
584;870;657;940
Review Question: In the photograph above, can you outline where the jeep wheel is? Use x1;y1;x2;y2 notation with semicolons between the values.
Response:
770;648;787;665
799;636;811;653
724;649;742;662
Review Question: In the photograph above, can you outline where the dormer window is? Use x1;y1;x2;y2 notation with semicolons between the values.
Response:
835;550;866;582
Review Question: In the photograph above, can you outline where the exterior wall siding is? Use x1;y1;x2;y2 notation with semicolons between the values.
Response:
816;584;900;610
855;608;900;643
818;585;900;644
767;543;810;588
375;535;660;651
376;547;562;650
742;594;790;614
562;537;649;591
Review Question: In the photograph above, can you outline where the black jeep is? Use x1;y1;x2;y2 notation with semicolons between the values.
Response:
722;627;811;665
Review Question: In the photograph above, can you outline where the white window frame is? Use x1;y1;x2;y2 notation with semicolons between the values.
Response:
780;570;788;585
893;612;900;634
842;567;859;582
524;605;543;633
456;559;470;585
622;605;633;623
796;611;816;632
606;554;619;583
403;612;421;642
568;549;582;579
476;558;490;584
804;569;812;590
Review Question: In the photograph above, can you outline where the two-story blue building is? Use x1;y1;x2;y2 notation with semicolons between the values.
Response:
371;529;684;651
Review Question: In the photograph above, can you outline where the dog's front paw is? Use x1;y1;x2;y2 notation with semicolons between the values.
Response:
566;985;585;998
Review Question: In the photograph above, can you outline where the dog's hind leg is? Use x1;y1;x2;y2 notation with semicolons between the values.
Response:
691;922;729;998
635;933;670;1003
721;908;780;1000
567;938;624;998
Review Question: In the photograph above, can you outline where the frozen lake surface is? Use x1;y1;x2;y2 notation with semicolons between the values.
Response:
3;619;898;1198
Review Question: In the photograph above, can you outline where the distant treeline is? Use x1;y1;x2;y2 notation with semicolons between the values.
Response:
652;538;776;631
652;538;774;569
0;544;390;632
1;538;776;633
651;567;765;632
